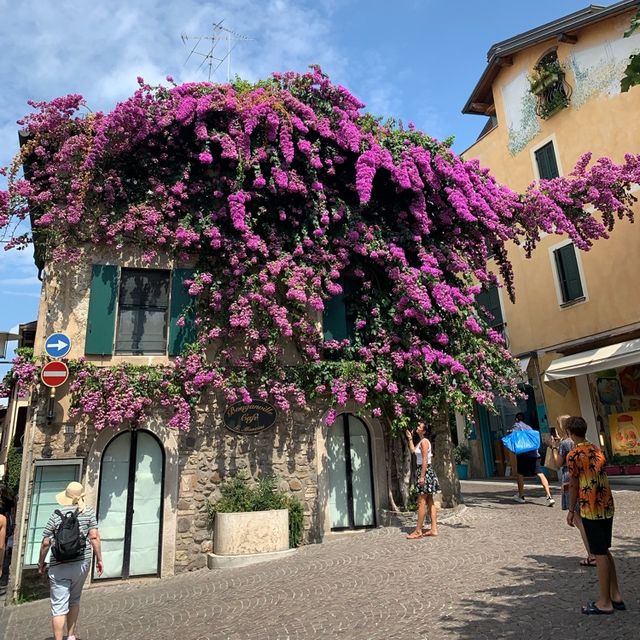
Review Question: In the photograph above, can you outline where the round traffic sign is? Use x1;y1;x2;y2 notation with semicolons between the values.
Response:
41;361;69;388
44;332;72;359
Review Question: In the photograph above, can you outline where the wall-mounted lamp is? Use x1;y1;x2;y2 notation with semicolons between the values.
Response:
598;433;605;447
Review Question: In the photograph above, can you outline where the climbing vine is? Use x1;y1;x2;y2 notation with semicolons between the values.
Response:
1;67;639;431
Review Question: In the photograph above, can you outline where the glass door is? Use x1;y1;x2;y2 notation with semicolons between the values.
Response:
96;430;163;579
327;414;375;530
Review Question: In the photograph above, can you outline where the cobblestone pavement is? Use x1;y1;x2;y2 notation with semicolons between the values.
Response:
2;481;639;640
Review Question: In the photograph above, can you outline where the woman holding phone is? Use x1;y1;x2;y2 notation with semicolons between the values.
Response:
405;422;440;539
550;415;595;567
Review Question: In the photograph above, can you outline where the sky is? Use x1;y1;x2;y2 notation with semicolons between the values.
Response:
0;0;599;377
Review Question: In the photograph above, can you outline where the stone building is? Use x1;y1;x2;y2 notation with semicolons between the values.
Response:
8;244;389;594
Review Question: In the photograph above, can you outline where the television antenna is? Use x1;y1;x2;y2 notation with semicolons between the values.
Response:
181;21;253;82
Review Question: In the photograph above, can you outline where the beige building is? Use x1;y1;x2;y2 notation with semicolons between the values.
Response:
461;0;640;477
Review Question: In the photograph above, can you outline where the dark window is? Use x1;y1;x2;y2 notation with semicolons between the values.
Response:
554;243;584;303
535;141;559;180
13;406;28;448
323;278;356;342
476;286;503;330
115;269;170;354
531;51;571;120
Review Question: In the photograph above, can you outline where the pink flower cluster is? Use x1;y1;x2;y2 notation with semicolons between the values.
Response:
1;67;639;429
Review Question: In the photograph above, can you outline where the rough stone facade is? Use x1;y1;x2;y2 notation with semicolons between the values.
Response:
8;247;388;594
173;404;324;572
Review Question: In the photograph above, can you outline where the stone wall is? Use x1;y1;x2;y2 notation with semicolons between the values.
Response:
173;401;324;573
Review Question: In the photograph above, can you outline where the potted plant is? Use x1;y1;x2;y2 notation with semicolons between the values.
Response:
453;443;471;480
529;58;564;95
206;474;304;568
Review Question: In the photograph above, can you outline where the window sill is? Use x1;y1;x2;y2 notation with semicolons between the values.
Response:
560;296;586;309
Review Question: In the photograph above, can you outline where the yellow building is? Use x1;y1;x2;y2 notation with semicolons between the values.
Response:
462;0;640;477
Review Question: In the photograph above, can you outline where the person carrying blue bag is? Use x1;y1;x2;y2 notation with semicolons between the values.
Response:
502;413;555;506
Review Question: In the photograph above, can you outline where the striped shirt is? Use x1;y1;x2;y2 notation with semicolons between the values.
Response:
42;505;98;566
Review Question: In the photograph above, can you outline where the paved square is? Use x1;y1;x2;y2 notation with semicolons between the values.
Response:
2;481;639;639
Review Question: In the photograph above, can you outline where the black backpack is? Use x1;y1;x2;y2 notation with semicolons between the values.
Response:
51;509;85;562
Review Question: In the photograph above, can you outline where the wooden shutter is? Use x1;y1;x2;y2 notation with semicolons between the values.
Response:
554;244;584;302
85;265;119;355
476;286;503;328
168;268;196;356
535;142;559;180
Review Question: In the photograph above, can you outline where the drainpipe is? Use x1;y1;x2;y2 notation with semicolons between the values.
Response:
9;397;39;603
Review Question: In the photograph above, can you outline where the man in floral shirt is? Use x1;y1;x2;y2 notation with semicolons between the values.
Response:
566;416;623;615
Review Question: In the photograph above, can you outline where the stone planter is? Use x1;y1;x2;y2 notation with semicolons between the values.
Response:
208;508;295;569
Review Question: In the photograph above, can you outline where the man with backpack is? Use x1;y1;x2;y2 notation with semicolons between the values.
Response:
38;481;103;640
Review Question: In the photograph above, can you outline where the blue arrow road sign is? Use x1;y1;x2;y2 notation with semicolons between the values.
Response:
44;332;72;358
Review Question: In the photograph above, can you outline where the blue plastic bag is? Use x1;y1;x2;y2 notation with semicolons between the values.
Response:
501;429;540;454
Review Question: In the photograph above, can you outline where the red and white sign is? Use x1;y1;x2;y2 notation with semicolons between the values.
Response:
41;361;69;388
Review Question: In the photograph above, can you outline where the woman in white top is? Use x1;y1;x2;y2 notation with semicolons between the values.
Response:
405;422;441;539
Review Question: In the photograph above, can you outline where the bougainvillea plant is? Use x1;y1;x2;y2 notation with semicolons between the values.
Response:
1;67;639;433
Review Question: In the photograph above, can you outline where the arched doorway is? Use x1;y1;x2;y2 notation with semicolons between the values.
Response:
327;413;376;530
95;430;164;579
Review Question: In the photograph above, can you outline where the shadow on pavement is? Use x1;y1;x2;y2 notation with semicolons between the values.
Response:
439;533;640;639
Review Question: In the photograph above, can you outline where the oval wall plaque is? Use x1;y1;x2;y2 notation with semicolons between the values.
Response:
223;400;277;435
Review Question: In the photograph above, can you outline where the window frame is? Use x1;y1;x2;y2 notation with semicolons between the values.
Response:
23;458;84;567
530;135;563;181
548;239;588;307
114;267;171;355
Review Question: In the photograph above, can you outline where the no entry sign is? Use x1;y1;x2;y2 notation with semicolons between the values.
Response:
41;361;69;388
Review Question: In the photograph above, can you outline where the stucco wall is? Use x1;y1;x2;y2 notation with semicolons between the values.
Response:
463;8;640;356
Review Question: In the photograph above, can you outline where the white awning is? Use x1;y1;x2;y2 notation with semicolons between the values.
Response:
519;356;531;372
544;338;640;381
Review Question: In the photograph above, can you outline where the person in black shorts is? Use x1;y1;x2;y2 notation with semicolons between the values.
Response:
511;413;554;506
566;416;623;615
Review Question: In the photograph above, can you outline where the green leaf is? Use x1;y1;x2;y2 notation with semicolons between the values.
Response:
621;53;640;92
624;9;640;38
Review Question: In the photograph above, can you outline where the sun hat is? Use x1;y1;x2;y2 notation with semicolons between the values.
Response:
55;481;86;513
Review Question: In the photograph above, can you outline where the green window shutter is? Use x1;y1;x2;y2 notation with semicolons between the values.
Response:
476;286;503;328
323;293;348;341
168;269;196;356
535;142;559;180
85;264;119;355
554;244;584;302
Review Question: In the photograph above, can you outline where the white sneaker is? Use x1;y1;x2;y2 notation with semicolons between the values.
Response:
547;496;555;507
513;494;526;503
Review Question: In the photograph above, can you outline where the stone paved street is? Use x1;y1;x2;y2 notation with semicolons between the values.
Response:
2;481;639;640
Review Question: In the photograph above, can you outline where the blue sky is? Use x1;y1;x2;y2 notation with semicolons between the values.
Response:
0;0;595;376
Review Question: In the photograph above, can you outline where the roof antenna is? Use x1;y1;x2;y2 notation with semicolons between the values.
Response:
181;21;253;82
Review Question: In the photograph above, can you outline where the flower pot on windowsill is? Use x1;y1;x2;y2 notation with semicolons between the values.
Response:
455;463;469;480
530;73;560;95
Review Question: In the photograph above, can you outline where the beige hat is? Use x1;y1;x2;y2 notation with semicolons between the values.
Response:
55;481;86;513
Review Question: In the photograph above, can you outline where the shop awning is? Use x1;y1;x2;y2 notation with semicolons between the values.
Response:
519;356;531;372
544;338;640;381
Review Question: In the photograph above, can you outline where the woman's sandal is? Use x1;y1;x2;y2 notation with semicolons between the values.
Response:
582;601;614;615
579;557;597;567
406;531;423;539
422;530;439;537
